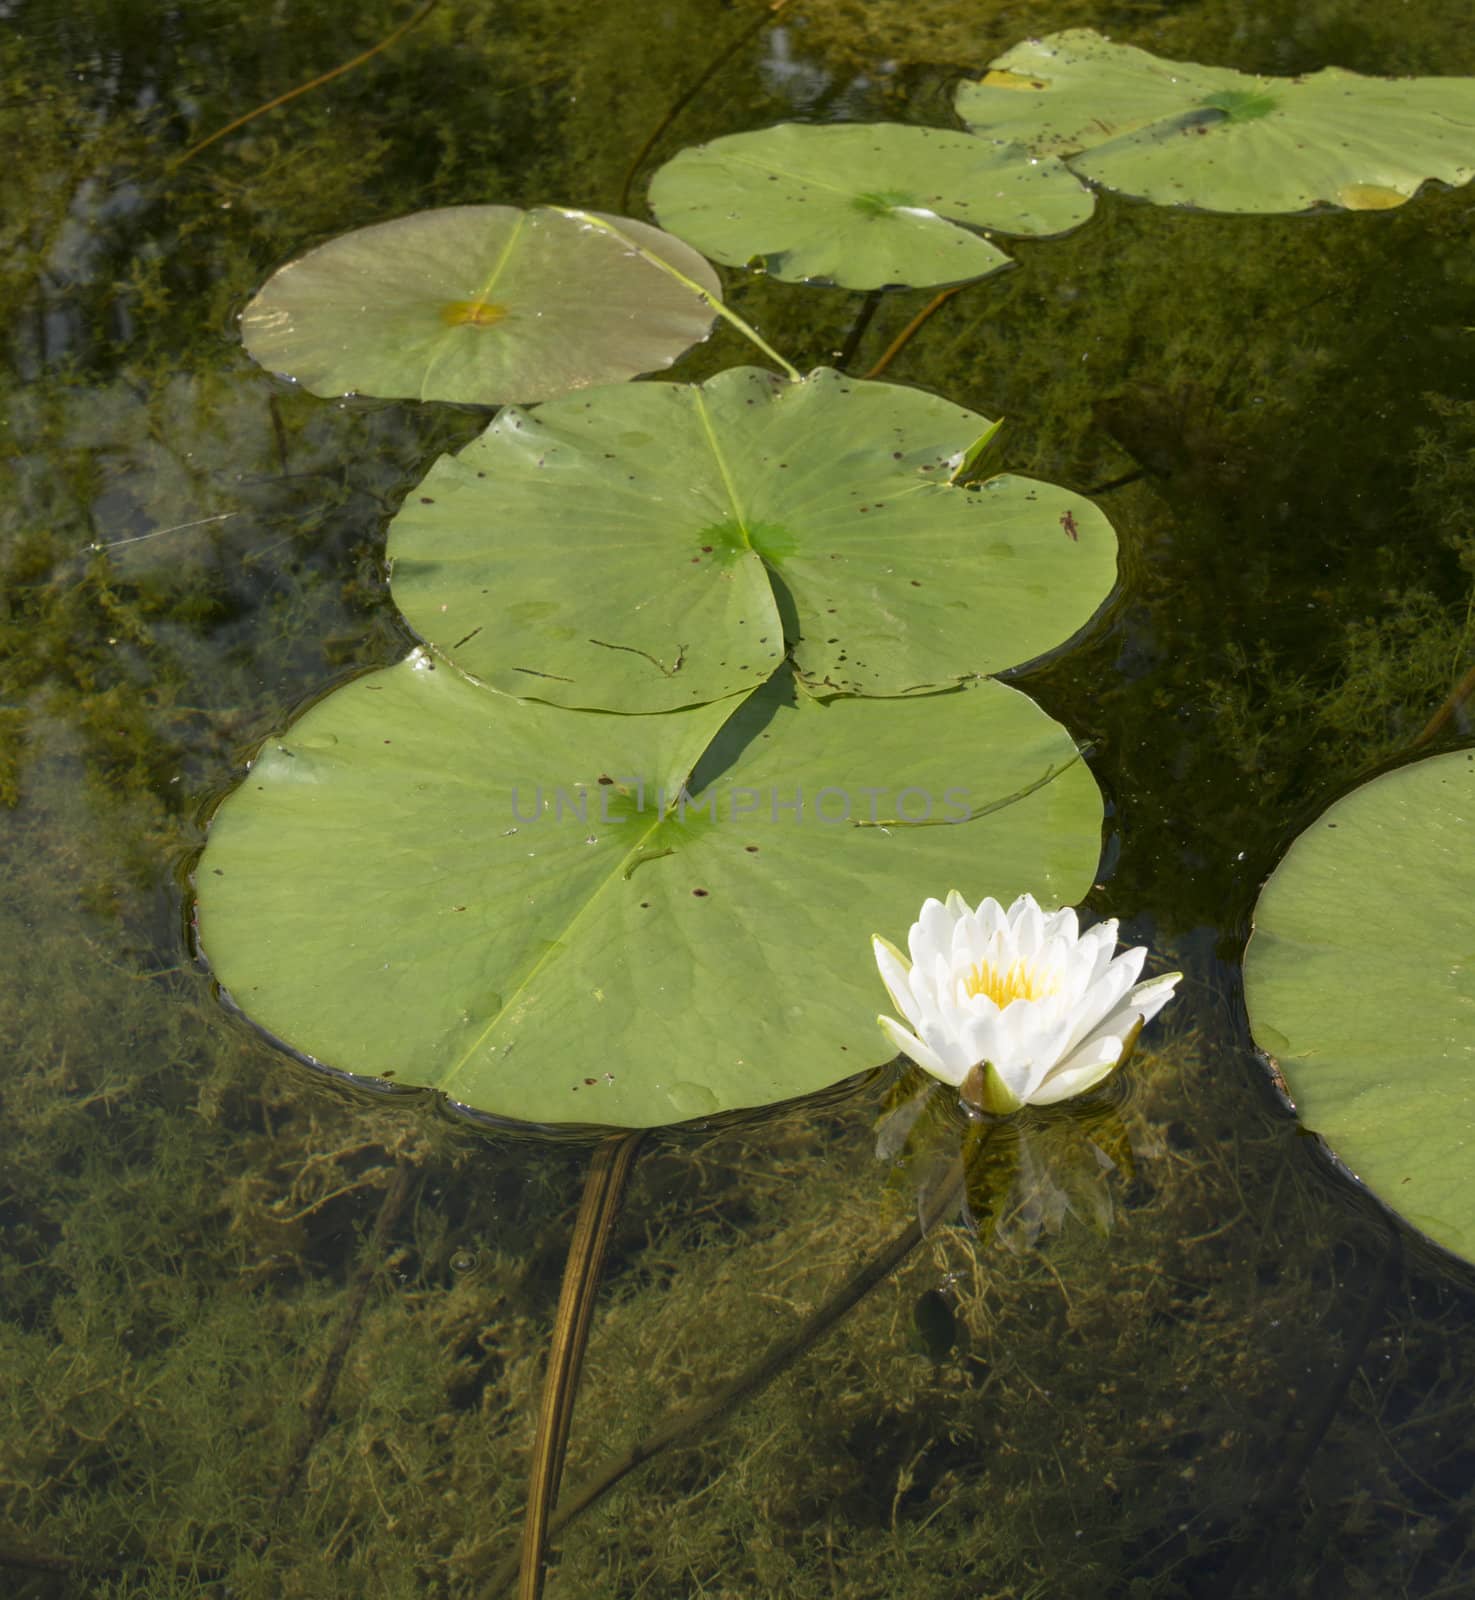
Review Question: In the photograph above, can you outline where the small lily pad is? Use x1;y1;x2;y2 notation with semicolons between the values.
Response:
957;30;1475;213
239;205;722;404
195;654;1103;1129
388;367;1117;712
647;122;1093;288
1244;750;1475;1263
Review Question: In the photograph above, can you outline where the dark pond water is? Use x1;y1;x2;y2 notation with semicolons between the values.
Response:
4;1;1475;1596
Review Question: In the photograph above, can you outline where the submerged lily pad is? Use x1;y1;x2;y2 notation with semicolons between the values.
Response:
1244;750;1475;1263
647;122;1093;288
388;367;1117;712
239;205;722;404
195;654;1103;1129
956;30;1475;213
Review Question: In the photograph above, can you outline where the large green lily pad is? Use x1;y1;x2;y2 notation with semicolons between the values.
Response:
388;367;1117;713
1244;750;1475;1262
239;205;722;404
195;653;1103;1129
956;30;1475;213
647;122;1093;288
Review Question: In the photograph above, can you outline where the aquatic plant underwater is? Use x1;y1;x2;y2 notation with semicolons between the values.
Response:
182;23;1475;1596
6;2;1475;1595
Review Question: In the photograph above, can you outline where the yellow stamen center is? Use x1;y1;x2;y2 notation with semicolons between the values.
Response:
963;959;1052;1007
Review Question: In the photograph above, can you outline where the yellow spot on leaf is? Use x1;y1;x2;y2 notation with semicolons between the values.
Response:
1337;183;1408;211
440;298;509;328
980;69;1051;91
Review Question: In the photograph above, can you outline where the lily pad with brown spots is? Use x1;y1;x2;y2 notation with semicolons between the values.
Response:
957;30;1475;214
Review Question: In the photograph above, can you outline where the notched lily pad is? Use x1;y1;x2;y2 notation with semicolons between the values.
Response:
239;205;723;404
647;122;1093;289
956;29;1475;214
1244;749;1475;1265
388;367;1118;712
194;653;1103;1129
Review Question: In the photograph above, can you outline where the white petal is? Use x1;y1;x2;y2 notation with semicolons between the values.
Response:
877;1013;963;1085
924;1003;980;1074
959;1008;1012;1078
961;982;999;1020
1108;941;1148;988
1030;1034;1125;1104
975;1005;1045;1101
1061;953;1144;1054
959;914;988;973
950;907;977;964
1084;917;1119;962
972;896;1007;942
1020;990;1068;1035
1010;895;1045;957
1031;970;1179;1103
872;935;922;1029
1037;933;1074;988
1061;923;1119;1002
918;950;953;1009
943;888;971;919
1014;1012;1077;1101
908;973;941;1026
1128;971;1181;1026
1066;967;1178;1062
910;897;956;967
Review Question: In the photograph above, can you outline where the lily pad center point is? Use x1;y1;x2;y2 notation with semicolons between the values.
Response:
851;190;916;219
439;297;510;328
1198;89;1277;122
700;519;800;566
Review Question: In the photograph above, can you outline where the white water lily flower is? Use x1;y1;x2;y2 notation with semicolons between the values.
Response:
873;891;1180;1115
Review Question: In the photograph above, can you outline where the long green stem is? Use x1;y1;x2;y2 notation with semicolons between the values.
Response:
512;1132;646;1600
863;283;966;380
618;0;798;213
562;210;802;383
485;1156;965;1595
1410;655;1475;749
169;0;439;169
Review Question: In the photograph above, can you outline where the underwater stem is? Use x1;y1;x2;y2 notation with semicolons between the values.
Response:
1409;656;1475;749
274;1161;415;1511
561;211;802;383
489;1155;966;1593
0;1546;73;1576
834;289;883;373
170;0;439;168
863;284;967;380
513;1131;646;1600
618;0;799;214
